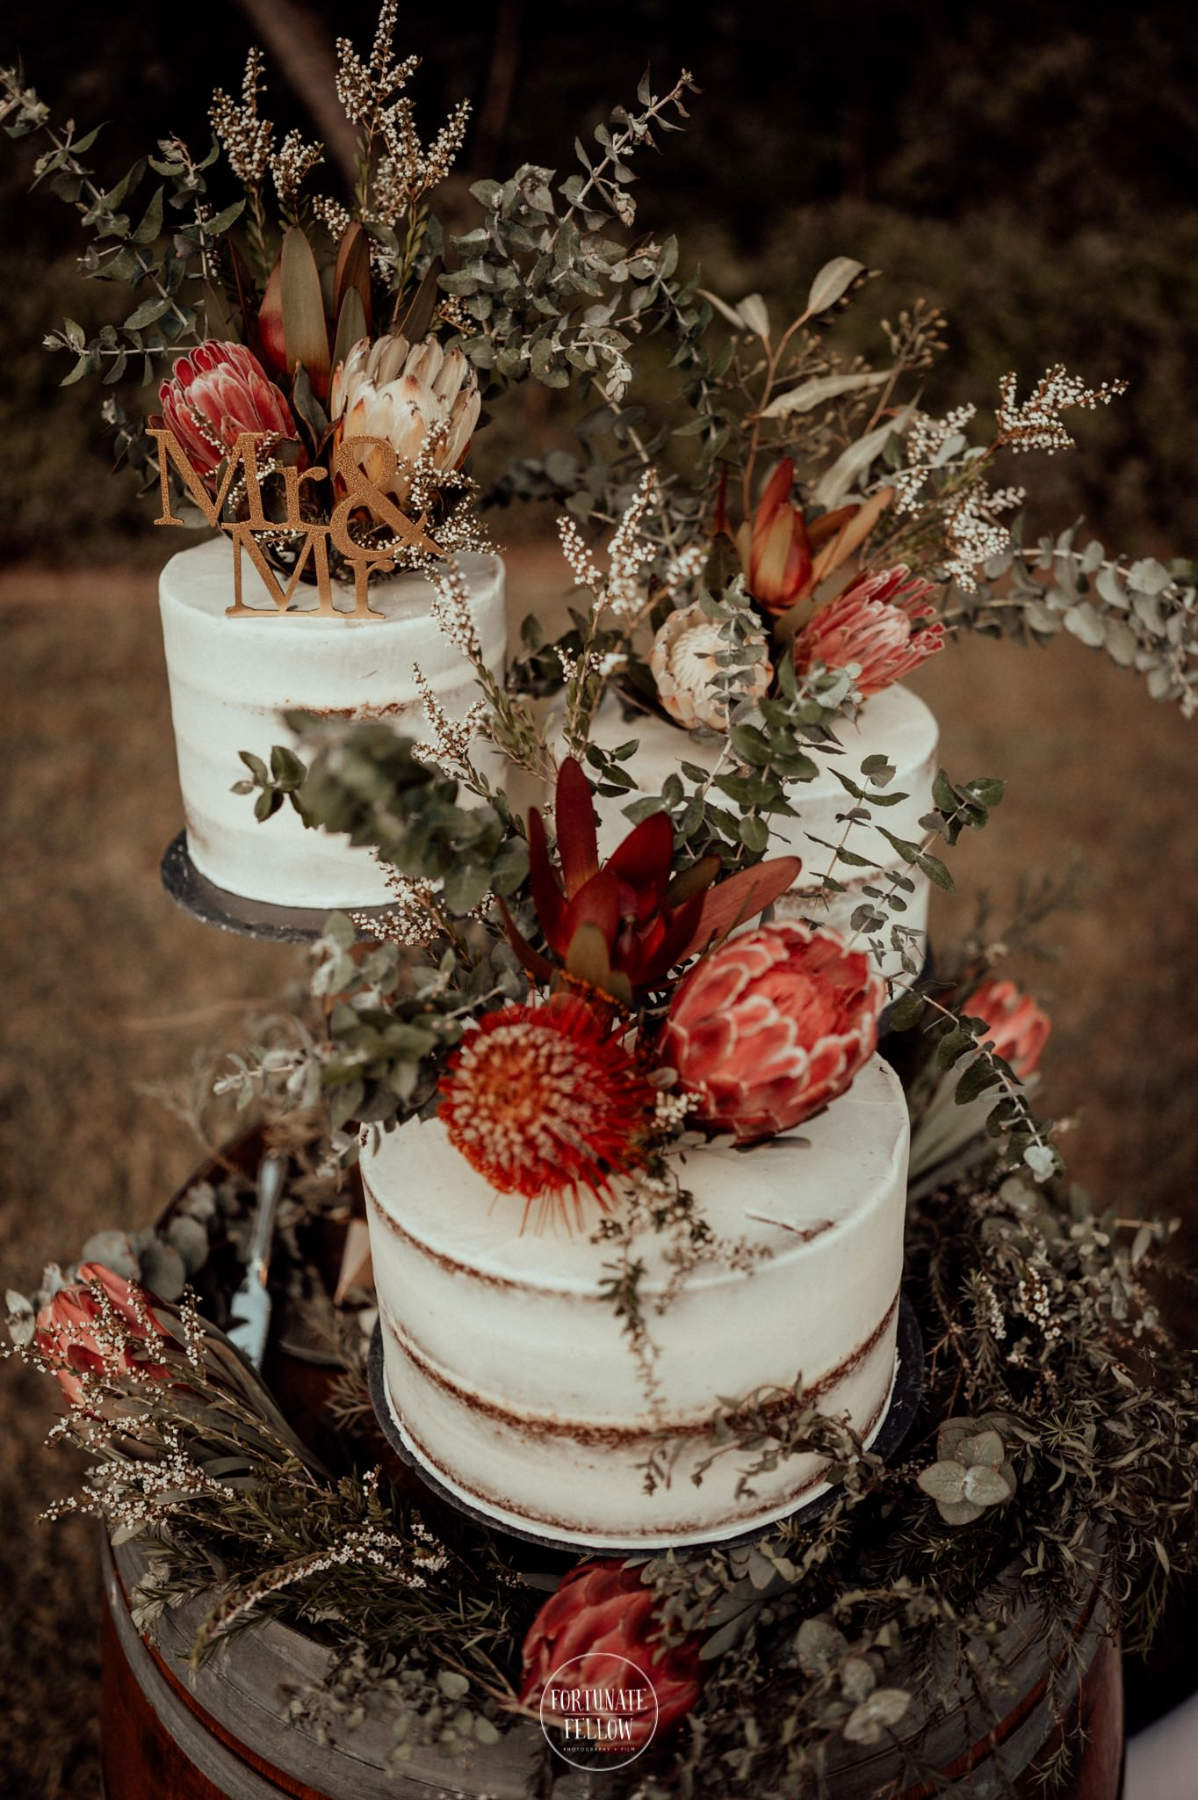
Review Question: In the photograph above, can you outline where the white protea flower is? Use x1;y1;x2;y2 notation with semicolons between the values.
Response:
649;601;773;732
330;332;481;510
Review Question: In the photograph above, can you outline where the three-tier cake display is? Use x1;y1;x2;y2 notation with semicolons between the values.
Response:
5;11;1198;1798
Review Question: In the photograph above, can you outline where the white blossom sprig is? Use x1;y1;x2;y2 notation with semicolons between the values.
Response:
996;364;1128;455
209;48;274;274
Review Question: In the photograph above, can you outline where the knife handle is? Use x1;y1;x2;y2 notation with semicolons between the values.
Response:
246;1153;286;1273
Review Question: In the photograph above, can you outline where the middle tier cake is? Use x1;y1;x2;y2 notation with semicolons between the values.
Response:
573;685;940;981
363;1052;910;1548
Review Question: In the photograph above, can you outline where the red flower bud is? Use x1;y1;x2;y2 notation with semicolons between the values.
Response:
966;978;1050;1080
734;458;813;615
36;1263;170;1408
519;1562;701;1748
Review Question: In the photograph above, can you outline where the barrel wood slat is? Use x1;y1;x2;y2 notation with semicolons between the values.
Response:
102;1535;598;1800
104;1531;1122;1800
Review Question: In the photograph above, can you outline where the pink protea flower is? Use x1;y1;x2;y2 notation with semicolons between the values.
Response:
662;921;886;1143
966;978;1051;1080
35;1263;170;1409
794;565;946;697
437;995;657;1222
519;1561;701;1749
158;340;302;481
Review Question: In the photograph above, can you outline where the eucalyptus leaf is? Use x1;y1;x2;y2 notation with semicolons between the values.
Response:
737;292;771;341
917;1461;967;1503
761;368;887;421
806;257;866;316
813;406;914;508
961;1463;1015;1505
843;1687;910;1745
123;295;171;330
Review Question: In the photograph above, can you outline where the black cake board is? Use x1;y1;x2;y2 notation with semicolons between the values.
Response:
367;1294;923;1564
160;830;394;943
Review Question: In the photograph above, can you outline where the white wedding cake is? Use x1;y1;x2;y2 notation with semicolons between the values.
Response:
363;1054;909;1548
158;537;506;909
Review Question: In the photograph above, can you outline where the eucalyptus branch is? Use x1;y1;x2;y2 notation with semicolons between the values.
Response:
2;71;197;340
558;71;696;235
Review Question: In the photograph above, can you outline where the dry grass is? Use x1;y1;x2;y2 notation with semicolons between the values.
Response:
1;550;1195;1793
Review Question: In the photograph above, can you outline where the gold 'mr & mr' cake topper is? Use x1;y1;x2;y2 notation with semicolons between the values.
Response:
150;429;445;621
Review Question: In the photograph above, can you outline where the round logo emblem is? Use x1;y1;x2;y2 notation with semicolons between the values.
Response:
537;1654;659;1769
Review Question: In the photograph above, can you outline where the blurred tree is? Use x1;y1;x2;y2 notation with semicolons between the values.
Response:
2;0;1196;556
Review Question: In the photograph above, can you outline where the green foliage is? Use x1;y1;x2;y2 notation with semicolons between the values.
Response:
917;1418;1017;1525
315;915;524;1133
263;717;521;900
449;73;706;404
946;526;1198;715
2;70;236;399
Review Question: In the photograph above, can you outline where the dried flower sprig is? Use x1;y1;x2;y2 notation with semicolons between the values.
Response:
558;471;707;755
209;48;275;275
328;0;469;290
995;364;1127;456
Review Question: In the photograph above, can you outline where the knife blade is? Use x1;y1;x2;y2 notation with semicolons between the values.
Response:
227;1152;286;1369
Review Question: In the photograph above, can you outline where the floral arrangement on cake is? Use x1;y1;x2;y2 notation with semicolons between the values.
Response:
1;6;702;580
6;7;1198;1796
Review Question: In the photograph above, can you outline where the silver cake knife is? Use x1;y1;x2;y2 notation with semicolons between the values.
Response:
227;1152;286;1369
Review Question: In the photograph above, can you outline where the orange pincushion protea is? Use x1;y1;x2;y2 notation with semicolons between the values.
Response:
438;997;656;1222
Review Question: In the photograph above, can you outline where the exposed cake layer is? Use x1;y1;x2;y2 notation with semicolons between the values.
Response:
363;1054;910;1547
158;537;505;908
574;686;939;979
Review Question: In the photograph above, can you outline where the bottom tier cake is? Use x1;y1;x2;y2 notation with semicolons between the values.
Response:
362;1053;910;1547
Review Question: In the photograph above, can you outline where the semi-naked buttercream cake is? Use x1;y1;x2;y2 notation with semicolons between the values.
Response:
363;1053;909;1548
572;687;938;979
159;536;506;909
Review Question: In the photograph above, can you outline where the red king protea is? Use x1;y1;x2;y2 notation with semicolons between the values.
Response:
663;920;886;1142
519;1561;701;1748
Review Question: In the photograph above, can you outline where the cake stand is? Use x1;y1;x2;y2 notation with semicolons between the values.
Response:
160;830;394;942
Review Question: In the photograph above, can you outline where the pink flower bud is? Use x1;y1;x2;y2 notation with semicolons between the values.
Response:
35;1263;169;1408
966;978;1051;1079
519;1561;701;1747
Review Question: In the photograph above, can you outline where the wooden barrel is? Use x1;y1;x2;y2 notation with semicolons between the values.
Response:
102;1527;1122;1800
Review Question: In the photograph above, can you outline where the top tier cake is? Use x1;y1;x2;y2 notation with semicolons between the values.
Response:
159;537;506;910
